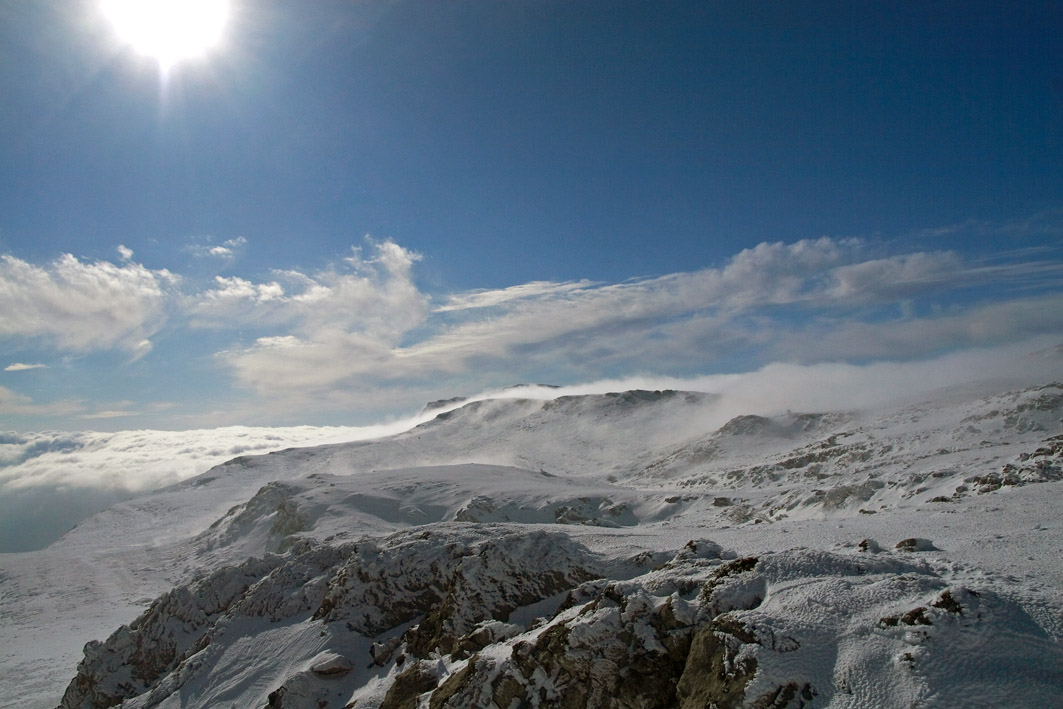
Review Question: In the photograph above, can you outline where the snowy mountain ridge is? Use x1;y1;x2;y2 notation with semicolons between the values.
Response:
2;382;1063;707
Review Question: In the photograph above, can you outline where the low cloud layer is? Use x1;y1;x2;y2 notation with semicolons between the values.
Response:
0;417;436;552
2;340;1060;553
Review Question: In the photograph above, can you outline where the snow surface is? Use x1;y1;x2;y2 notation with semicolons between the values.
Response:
1;381;1062;707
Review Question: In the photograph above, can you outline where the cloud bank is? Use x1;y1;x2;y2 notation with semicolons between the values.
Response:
2;340;1060;553
0;417;436;552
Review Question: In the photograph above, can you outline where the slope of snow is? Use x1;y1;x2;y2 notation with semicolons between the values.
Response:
2;383;1062;707
0;421;442;553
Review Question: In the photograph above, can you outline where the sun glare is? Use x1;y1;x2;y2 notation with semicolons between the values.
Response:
102;0;230;71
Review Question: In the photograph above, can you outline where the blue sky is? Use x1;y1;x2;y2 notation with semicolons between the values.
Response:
1;0;1062;431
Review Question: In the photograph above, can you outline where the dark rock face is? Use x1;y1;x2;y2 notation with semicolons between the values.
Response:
895;537;938;552
380;664;440;709
427;587;763;708
422;396;468;415
424;553;772;709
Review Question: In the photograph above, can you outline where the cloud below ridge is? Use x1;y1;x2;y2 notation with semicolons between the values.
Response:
3;338;1060;553
0;417;440;552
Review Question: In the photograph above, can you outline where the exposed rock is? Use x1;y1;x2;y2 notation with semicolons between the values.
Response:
749;682;815;708
422;396;468;415
895;537;938;552
858;538;883;553
966;435;1063;494
718;415;776;436
676;615;759;708
380;662;440;709
59;533;1063;709
879;607;932;628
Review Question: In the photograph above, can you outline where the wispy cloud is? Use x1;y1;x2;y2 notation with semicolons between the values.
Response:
185;236;248;259
0;253;177;356
79;409;137;420
908;209;1063;244
212;238;430;400
190;238;426;333
434;279;598;313
0;385;83;417
827;250;965;300
761;294;1063;363
188;234;1063;411
1;218;1061;423
4;363;47;372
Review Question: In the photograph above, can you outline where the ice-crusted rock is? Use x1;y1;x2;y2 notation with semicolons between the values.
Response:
630;383;1063;523
57;543;348;709
964;433;1063;494
418;547;1063;709
59;533;1063;709
311;527;601;658
58;526;607;709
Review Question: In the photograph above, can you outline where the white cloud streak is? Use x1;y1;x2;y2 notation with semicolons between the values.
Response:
186;236;248;259
194;236;1063;408
2;228;1061;421
434;279;598;312
0;385;83;417
761;294;1063;363
4;363;47;372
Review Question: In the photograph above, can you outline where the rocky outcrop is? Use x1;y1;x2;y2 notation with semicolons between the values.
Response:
58;553;288;709
58;527;607;709
61;527;1063;709
965;434;1063;494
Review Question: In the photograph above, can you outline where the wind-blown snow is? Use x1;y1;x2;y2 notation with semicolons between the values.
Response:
4;341;1058;553
2;375;1063;707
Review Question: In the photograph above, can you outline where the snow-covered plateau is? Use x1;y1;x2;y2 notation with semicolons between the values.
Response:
2;382;1063;708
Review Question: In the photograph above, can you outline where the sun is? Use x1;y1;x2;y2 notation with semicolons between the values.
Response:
102;0;230;71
